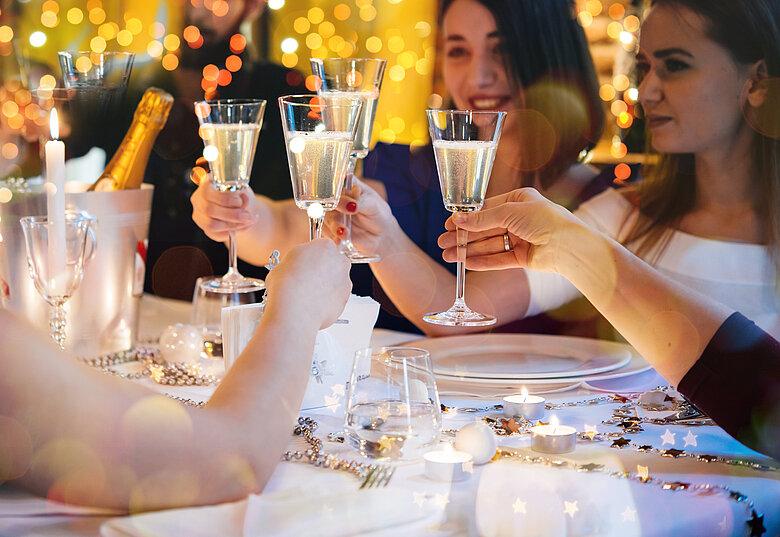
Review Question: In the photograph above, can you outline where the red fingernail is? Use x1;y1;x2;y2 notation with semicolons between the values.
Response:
336;226;346;236
346;202;357;213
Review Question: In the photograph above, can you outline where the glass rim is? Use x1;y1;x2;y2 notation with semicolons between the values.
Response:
57;51;136;58
278;94;365;108
194;98;267;107
310;57;388;64
356;346;431;357
20;210;96;225
426;108;507;117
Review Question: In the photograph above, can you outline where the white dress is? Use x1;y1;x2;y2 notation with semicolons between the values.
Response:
525;188;780;339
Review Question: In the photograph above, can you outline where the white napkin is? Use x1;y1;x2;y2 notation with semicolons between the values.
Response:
100;488;435;537
222;294;380;411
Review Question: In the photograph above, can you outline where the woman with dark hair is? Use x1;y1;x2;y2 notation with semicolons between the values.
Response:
435;0;780;335
191;0;610;335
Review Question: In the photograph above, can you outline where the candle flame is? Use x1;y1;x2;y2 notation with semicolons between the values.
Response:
550;415;559;433
50;108;59;140
521;386;529;401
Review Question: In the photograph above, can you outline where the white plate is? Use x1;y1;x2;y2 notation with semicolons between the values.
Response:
410;333;632;380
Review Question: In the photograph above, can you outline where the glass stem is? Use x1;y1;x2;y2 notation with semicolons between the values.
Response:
341;155;358;244
50;299;66;350
224;230;241;281
309;215;325;240
454;226;467;309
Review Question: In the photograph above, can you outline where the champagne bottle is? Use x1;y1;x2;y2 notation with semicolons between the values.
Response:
89;87;174;191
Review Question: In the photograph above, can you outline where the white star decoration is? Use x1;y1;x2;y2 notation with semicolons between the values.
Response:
512;498;527;514
563;500;579;518
331;384;346;397
432;493;450;509
661;429;676;445
683;430;698;447
584;424;599;440
637;465;649;480
413;492;427;508
621;506;637;522
718;515;729;533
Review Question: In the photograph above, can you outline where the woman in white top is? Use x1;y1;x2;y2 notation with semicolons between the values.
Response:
340;0;780;338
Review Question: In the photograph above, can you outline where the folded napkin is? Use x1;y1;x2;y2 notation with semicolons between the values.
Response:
222;294;380;411
101;488;435;537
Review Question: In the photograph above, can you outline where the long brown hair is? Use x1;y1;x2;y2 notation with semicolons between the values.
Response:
628;0;780;274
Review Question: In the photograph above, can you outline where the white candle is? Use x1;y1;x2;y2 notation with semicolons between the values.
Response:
45;108;66;295
531;415;576;454
503;387;546;420
423;443;473;482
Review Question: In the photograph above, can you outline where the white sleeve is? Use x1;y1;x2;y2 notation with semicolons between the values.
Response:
525;270;581;316
525;188;636;317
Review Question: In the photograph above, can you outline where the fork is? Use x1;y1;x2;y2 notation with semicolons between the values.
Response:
359;464;396;489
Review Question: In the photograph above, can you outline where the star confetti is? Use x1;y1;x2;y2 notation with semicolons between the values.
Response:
512;498;527;514
662;448;685;458
413;492;427;508
612;395;631;403
637;445;653;452
621;505;637;522
611;437;631;448
636;465;649;480
584;424;599;440
331;384;346;397
432;493;450;509
661;429;676;445
563;500;579;518
578;462;603;472
697;454;719;462
747;510;766;537
683;430;698;447
718;515;729;534
498;418;522;434
661;481;690;491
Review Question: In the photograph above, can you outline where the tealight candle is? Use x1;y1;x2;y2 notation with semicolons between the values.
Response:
423;443;473;482
531;416;576;454
503;387;545;420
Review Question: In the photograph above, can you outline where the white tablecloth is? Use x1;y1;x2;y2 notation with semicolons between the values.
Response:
2;296;779;536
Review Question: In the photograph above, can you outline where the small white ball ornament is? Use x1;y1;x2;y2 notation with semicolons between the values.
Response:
159;323;203;364
455;421;498;464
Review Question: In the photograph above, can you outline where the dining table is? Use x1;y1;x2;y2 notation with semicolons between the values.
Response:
1;294;778;537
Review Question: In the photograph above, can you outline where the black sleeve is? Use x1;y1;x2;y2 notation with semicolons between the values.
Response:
677;312;780;460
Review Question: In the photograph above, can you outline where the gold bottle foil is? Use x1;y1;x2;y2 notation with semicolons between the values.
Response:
89;87;174;191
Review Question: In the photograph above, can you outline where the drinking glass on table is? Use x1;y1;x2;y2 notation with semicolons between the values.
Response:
193;98;266;293
345;347;441;460
310;58;386;262
424;109;506;326
278;94;363;240
20;210;96;349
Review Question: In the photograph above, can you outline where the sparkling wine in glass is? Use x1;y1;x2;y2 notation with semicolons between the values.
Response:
20;210;96;349
278;95;363;240
310;58;386;262
194;98;265;293
424;109;506;326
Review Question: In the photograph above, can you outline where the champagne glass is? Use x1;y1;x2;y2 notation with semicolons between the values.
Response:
278;94;363;240
193;98;266;293
310;58;386;262
424;109;506;326
20;210;96;349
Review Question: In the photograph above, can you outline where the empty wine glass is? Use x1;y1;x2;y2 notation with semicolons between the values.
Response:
424;109;506;326
278;94;363;240
193;98;266;293
20;210;96;349
345;347;441;460
310;58;386;262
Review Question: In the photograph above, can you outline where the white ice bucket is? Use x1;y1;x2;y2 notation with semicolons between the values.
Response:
0;181;153;357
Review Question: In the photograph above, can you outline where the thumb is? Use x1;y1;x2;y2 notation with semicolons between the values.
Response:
452;204;516;233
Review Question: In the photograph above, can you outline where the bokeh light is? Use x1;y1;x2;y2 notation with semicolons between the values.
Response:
29;31;46;47
66;8;83;24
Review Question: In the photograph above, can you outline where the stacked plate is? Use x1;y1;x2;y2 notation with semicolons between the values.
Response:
408;333;656;398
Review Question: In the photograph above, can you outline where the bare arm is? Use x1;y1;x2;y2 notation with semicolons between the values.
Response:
2;240;351;511
440;188;733;384
329;178;531;336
